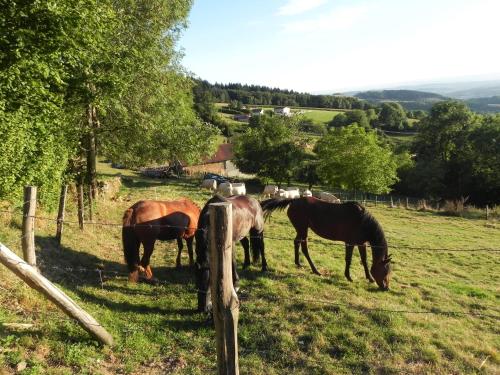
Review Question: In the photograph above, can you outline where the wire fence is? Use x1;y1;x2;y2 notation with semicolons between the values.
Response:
1;193;499;363
1;209;499;253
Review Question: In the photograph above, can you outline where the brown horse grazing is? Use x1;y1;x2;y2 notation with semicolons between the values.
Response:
122;199;200;283
261;197;392;290
195;194;267;312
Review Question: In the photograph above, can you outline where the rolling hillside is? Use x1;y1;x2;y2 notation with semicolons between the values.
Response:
354;90;447;110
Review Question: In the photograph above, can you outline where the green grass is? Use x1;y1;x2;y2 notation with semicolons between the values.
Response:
0;167;499;374
299;109;343;125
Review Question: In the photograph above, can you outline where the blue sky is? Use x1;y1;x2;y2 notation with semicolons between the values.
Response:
179;0;500;93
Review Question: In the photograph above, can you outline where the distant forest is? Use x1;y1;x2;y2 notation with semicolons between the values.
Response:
198;80;500;113
198;80;372;110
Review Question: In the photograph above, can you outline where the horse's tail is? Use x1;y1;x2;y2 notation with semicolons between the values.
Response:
260;198;294;221
122;208;139;272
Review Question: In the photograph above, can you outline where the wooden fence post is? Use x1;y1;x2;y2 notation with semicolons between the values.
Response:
22;186;37;268
56;185;67;245
209;202;239;375
77;184;84;230
390;196;395;208
375;196;377;207
406;197;409;209
486;205;489;220
0;242;113;346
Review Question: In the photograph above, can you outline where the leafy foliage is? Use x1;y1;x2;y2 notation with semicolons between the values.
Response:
315;125;399;193
0;0;216;205
405;101;500;204
378;102;409;130
233;114;303;185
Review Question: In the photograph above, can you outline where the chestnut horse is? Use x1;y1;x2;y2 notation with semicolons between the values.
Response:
122;198;200;283
195;194;267;312
261;197;392;290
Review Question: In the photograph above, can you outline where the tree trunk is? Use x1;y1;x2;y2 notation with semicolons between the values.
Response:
86;104;99;200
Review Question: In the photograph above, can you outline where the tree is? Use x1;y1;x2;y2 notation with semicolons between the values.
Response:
329;113;347;128
406;101;499;204
345;110;370;129
0;0;219;206
315;125;399;193
379;102;408;130
233;114;303;186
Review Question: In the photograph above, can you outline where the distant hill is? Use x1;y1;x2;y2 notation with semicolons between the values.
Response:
394;80;500;100
354;89;447;110
465;96;500;113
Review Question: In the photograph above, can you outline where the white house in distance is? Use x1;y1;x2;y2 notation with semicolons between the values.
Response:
274;106;291;116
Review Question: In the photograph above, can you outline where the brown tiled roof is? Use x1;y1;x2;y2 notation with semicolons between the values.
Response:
192;143;234;165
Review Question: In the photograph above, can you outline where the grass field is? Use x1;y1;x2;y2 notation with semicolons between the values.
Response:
0;166;499;374
299;109;343;125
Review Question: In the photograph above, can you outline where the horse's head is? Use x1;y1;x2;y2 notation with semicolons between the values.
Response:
370;255;392;291
194;261;211;312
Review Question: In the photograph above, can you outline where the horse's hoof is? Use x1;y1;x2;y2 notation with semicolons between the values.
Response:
128;271;139;283
368;278;375;283
345;275;353;282
313;270;322;276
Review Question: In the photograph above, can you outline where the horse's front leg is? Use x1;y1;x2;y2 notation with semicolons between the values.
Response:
175;237;183;268
240;237;251;269
344;244;354;282
301;238;321;275
358;244;374;282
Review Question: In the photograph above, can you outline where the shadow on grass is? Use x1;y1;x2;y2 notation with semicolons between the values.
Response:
35;235;202;288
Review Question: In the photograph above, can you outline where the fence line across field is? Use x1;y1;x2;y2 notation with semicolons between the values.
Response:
2;209;500;252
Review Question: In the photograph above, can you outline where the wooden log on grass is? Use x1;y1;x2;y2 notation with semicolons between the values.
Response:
0;242;113;346
209;202;239;375
22;186;37;268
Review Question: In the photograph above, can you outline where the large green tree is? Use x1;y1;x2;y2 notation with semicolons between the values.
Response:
378;102;408;130
407;101;499;204
315;125;399;193
233;114;303;186
0;0;218;204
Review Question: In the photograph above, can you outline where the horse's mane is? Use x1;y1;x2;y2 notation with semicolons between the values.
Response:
359;207;387;257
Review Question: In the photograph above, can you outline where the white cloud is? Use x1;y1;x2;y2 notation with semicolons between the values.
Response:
282;3;371;33
277;0;328;16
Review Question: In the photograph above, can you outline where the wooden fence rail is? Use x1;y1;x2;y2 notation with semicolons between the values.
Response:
0;242;113;346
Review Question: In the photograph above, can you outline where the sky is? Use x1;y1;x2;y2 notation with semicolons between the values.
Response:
179;0;500;93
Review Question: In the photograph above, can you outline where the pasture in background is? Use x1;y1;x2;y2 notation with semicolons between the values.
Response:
0;166;498;374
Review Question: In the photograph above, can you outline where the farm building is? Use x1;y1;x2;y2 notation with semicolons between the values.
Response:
251;108;264;116
274;106;291;116
233;114;250;122
184;143;240;176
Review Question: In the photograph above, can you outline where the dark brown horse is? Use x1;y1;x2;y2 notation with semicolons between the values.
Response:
261;197;392;290
122;199;200;283
195;194;267;312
